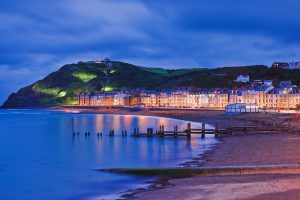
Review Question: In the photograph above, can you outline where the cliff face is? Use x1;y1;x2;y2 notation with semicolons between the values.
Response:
3;61;298;108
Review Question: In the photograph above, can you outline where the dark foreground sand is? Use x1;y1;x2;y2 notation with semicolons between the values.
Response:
137;134;300;200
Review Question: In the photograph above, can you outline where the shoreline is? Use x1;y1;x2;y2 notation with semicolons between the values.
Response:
2;106;295;129
116;139;220;199
135;133;300;200
49;106;295;129
5;107;300;199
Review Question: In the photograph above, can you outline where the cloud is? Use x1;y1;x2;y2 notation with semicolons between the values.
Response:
1;0;300;104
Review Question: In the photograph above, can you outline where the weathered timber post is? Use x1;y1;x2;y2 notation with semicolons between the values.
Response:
159;125;165;137
215;123;219;137
288;120;292;133
174;126;178;138
160;125;165;137
187;123;191;138
244;120;247;135
201;123;205;138
147;128;153;137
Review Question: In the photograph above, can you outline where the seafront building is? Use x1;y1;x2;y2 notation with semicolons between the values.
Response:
77;81;300;110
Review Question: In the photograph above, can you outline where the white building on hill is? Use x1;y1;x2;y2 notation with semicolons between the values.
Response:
236;75;250;83
289;62;300;69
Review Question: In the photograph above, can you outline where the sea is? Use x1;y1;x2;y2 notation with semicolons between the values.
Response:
0;109;218;200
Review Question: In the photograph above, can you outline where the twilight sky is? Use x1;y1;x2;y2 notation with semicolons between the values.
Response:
1;0;300;103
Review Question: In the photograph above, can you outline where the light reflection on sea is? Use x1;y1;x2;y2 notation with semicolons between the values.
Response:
0;109;218;200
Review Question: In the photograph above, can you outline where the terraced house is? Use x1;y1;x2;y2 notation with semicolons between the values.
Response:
78;81;300;110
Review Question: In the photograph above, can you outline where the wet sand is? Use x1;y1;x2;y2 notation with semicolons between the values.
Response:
137;134;300;200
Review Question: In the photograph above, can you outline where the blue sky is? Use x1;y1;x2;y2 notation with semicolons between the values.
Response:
1;0;300;103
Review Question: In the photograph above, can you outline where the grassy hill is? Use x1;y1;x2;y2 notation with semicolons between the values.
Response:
2;61;300;108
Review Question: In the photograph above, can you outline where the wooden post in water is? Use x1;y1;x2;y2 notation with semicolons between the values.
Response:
135;128;137;136
147;128;153;137
109;130;114;136
215;123;219;137
201;123;205;138
288;120;292;133
187;123;191;138
160;125;165;137
71;118;75;135
174;125;178;138
244;120;247;135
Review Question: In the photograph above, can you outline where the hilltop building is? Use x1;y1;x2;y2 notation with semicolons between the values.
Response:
235;75;250;83
288;61;300;69
272;61;300;69
272;62;289;69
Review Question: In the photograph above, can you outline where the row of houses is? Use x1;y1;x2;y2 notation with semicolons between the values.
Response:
78;81;300;110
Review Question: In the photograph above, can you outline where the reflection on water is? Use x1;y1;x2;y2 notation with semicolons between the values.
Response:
0;110;217;200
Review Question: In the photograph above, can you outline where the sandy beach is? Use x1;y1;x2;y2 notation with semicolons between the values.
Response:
58;107;300;200
137;134;300;200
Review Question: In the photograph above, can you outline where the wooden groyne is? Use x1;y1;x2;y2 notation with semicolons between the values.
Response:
100;164;300;177
73;120;297;138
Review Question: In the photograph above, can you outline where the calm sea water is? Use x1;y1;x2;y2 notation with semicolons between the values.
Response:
0;109;217;200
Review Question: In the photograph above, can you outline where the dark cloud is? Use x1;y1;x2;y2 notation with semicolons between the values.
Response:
1;0;300;103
